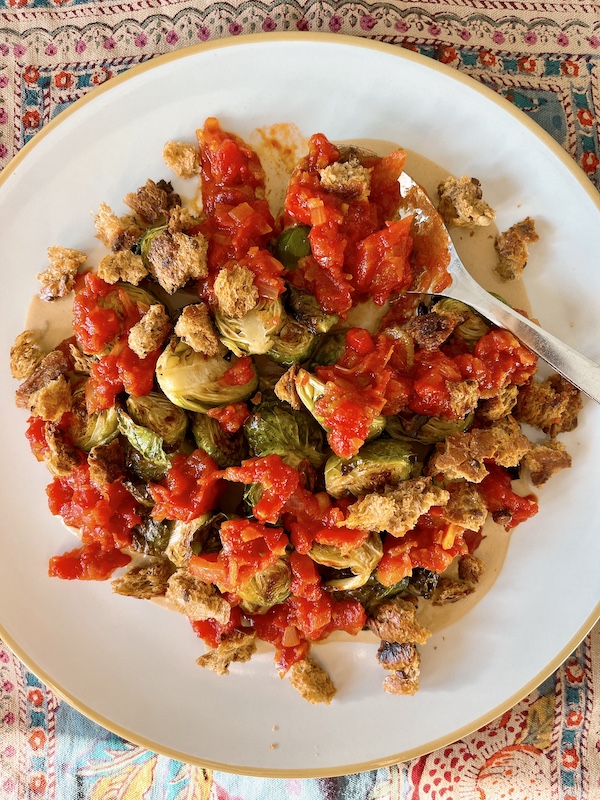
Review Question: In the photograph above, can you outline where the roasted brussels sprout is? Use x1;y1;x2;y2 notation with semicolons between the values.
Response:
294;368;385;442
68;386;118;452
275;225;311;268
308;533;384;590
407;568;440;600
156;338;258;413
311;331;347;367
287;286;339;335
237;559;292;614
191;412;247;468
126;391;188;450
267;315;317;367
244;394;326;470
433;298;489;346
130;516;171;556
324;438;422;498
385;412;474;445
214;297;284;356
117;407;170;479
165;513;212;567
334;574;410;614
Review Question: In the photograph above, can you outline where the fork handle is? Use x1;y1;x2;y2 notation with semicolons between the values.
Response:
447;259;600;404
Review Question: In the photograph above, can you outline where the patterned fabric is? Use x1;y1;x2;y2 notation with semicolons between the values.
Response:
1;1;600;795
0;624;599;797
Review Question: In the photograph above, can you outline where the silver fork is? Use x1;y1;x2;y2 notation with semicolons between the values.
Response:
399;172;600;404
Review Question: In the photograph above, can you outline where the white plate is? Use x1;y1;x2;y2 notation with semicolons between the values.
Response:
1;33;599;777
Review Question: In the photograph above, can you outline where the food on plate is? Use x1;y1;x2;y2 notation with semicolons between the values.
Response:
494;216;540;281
10;117;581;703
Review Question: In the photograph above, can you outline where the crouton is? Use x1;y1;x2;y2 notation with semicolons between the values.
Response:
10;330;44;380
165;570;230;624
88;439;126;485
440;482;488;531
43;422;81;476
15;350;72;421
447;379;480;419
174;303;220;356
433;577;474;605
378;642;422;696
69;344;93;375
163;141;199;180
495;217;539;281
37;246;87;301
407;309;463;351
319;158;371;201
367;598;431;646
146;230;208;294
97;250;147;286
287;656;337;705
437;176;495;228
342;477;450;537
477;383;519;422
112;558;174;599
127;304;172;359
275;364;302;410
196;630;257;676
213;264;259;318
513;374;582;436
426;416;530;483
94;202;144;251
124;178;180;224
167;206;201;233
458;554;484;584
521;439;572;486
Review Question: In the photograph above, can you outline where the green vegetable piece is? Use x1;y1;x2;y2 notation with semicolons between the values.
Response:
214;297;284;357
130;517;171;556
308;533;384;591
324;438;421;498
126;391;188;449
275;225;311;268
191;413;247;468
68;386;118;452
334;575;410;614
237;559;292;615
267;315;317;367
165;513;213;568
287;286;339;335
156;338;258;413
244;394;326;470
311;331;347;367
117;407;170;478
385;412;474;445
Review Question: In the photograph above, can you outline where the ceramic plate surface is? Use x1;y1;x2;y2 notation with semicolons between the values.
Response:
1;33;599;777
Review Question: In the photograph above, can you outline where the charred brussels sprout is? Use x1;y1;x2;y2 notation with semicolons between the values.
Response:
165;513;212;567
156;338;258;413
433;298;489;347
311;331;347;367
266;315;317;367
275;225;311;268
237;559;292;614
68;386;118;452
287;286;339;335
126;391;188;449
407;568;440;599
309;533;384;590
214;297;284;356
385;413;474;445
117;407;170;479
324;439;421;498
130;516;171;556
191;413;247;468
244;394;325;470
334;574;410;614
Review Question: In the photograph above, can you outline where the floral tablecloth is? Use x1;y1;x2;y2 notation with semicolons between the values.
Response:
2;0;600;797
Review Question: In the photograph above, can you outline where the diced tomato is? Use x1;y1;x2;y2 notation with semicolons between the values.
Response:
289;551;322;601
479;463;539;529
222;455;300;524
191;605;242;649
150;450;222;522
239;247;286;300
456;329;537;398
347;216;413;305
220;356;255;387
25;416;49;461
49;543;131;581
409;349;463;418
47;463;141;551
207;402;250;433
